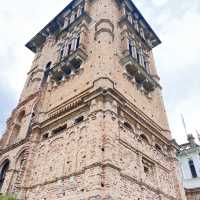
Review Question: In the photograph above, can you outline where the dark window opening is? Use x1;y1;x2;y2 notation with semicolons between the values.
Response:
129;42;132;56
67;43;72;55
0;160;10;191
60;48;64;59
72;59;82;71
42;62;52;85
140;134;149;144
144;166;149;174
124;122;132;130
42;133;49;140
64;67;72;76
46;62;52;70
136;51;140;64
75;116;84;124
155;144;162;152
52;124;67;135
189;160;197;178
76;36;80;50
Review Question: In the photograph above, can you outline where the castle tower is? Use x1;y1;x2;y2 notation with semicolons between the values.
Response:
0;0;186;199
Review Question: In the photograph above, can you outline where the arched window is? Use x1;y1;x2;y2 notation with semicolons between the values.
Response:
189;160;197;178
75;116;84;124
0;159;10;191
140;134;149;144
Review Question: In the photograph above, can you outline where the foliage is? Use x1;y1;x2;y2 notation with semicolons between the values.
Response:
0;195;18;200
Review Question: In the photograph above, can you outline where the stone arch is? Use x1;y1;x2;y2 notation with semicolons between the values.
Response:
94;19;115;41
0;159;10;191
11;147;29;194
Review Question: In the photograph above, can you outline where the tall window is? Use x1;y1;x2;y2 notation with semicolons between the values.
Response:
0;159;10;191
128;40;137;59
42;62;52;85
189;160;197;178
76;35;80;49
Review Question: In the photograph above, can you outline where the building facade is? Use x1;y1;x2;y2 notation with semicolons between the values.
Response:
177;134;200;200
0;0;186;199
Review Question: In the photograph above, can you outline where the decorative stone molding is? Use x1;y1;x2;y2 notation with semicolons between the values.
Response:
94;19;115;41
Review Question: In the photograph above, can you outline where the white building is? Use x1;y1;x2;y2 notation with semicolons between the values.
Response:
177;134;200;199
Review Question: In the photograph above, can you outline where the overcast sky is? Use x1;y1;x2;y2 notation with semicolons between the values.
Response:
0;0;199;144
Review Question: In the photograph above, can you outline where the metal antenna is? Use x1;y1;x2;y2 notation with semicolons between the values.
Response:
181;114;188;137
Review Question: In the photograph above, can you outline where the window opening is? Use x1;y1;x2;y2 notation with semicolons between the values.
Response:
189;160;197;178
75;116;84;124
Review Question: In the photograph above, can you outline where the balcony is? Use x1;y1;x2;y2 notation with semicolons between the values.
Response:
50;46;87;81
120;54;160;92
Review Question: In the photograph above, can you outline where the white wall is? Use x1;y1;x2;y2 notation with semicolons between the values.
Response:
178;148;200;189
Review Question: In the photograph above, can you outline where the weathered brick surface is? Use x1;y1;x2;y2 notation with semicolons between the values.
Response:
0;0;186;199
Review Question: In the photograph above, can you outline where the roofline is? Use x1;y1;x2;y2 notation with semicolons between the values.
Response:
25;0;161;52
123;0;161;45
25;0;80;52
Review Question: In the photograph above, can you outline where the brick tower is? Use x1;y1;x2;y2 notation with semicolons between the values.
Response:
0;0;186;199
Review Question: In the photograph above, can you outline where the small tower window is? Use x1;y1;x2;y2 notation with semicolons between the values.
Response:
189;160;197;178
74;116;84;124
124;122;132;130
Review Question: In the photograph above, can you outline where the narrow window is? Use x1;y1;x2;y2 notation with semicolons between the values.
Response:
140;134;149;144
60;47;64;59
189;160;197;178
42;133;49;140
155;144;162;152
74;12;77;19
129;41;132;56
76;36;80;50
42;62;52;85
52;124;67;135
67;43;72;55
136;50;140;64
124;122;132;130
75;116;84;124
